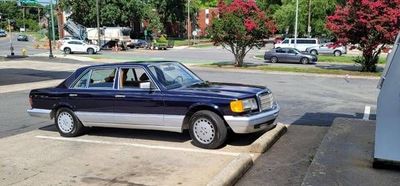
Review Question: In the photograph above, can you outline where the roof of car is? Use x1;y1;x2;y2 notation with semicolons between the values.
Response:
82;61;180;69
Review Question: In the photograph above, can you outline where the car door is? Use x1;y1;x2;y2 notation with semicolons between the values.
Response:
319;43;332;54
67;67;118;124
113;66;164;126
286;48;299;63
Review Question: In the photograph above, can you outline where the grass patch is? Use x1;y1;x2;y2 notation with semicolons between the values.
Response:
172;38;212;46
201;64;381;77
255;54;386;64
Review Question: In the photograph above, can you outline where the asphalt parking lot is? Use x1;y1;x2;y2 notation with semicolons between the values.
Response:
0;124;273;185
0;59;379;185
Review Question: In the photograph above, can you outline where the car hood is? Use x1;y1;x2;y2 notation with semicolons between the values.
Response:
175;82;268;99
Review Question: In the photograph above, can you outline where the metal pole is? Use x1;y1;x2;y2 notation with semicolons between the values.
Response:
96;0;101;47
23;7;25;32
50;0;56;41
48;17;54;58
294;0;299;48
8;19;14;56
187;0;190;46
307;0;312;38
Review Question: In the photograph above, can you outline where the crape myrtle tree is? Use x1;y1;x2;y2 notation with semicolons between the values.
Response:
209;0;276;67
327;0;400;72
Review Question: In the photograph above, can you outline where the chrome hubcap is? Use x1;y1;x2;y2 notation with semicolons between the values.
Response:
193;118;215;144
58;112;74;133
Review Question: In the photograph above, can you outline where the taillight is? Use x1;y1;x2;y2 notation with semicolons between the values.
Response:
29;96;33;108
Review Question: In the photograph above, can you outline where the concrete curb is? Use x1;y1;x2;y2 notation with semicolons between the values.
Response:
207;123;288;186
249;123;288;153
207;154;253;186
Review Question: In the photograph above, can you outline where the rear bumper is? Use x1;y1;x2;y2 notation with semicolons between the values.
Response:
224;104;280;134
27;109;51;119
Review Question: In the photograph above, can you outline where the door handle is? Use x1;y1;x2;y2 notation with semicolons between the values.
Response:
69;94;78;97
115;95;126;98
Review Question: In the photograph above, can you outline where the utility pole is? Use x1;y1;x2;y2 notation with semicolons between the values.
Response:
23;7;25;32
96;0;101;47
294;0;299;48
8;19;14;56
307;0;312;38
187;0;190;46
50;0;56;41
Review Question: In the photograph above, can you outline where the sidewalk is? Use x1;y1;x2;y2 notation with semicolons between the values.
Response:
302;118;400;186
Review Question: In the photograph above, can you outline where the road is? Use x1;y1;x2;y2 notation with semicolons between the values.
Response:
0;59;378;138
0;33;48;56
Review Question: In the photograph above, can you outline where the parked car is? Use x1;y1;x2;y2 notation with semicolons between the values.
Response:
274;38;320;51
27;62;280;149
128;39;148;48
60;40;100;54
305;42;347;56
17;34;28;41
0;29;7;37
264;48;318;64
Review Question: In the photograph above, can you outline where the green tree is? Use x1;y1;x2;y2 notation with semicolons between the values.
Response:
209;0;276;67
273;0;337;37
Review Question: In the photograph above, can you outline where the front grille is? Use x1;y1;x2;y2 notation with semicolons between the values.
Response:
258;92;274;111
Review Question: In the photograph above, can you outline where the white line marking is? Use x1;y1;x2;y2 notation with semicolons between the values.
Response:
363;105;371;120
35;135;246;157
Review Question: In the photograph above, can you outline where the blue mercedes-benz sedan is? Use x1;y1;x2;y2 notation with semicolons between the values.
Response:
27;61;280;149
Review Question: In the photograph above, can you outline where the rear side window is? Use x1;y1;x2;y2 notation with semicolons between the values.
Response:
88;69;116;89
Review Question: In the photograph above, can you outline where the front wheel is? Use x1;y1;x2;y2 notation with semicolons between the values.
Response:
55;108;85;137
87;48;94;55
301;57;310;64
189;110;227;149
334;50;342;56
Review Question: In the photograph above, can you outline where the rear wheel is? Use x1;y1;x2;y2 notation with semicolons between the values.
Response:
301;57;309;64
64;47;71;54
87;48;94;54
310;50;318;55
270;56;278;63
334;50;342;56
189;110;227;149
55;108;85;137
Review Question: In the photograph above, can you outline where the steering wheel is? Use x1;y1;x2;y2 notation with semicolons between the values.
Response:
174;76;184;84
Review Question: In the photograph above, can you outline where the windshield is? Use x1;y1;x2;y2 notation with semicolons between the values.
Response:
148;63;203;89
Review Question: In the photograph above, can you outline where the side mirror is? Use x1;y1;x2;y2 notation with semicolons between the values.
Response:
140;82;152;89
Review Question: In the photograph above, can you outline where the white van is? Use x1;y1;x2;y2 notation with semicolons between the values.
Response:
274;38;319;51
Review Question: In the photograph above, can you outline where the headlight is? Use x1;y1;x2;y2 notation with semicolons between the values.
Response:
230;98;258;113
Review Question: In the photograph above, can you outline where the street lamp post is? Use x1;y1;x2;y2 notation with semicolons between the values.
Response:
46;14;54;58
294;0;299;48
96;0;101;47
50;0;56;42
187;0;190;46
8;19;14;56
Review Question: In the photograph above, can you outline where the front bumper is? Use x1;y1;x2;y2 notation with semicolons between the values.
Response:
224;104;280;134
27;108;51;119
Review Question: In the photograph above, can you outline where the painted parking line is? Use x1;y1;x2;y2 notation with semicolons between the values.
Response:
35;135;248;157
363;105;371;120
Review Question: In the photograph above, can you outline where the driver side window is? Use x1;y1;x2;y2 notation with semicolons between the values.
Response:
119;67;150;90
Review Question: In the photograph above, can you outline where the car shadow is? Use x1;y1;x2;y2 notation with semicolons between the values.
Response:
39;124;266;147
287;112;365;127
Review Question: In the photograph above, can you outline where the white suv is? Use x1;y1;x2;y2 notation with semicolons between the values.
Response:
275;38;319;51
60;40;100;54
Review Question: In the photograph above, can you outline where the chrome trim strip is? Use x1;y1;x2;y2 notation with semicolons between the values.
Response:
83;122;182;133
224;104;280;134
75;112;185;133
27;109;51;119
